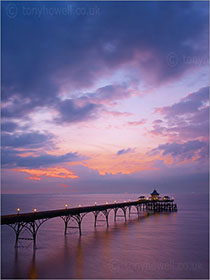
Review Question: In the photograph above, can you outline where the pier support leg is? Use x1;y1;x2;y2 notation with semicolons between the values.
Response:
31;222;37;249
33;233;36;248
15;231;20;248
114;208;118;222
62;216;71;235
27;220;47;249
64;220;68;235
62;214;85;236
122;207;127;222
73;214;83;236
94;214;97;227
102;210;109;227
93;211;99;227
136;205;140;217
114;207;126;222
9;222;25;248
106;215;109;227
9;219;47;249
78;221;82;236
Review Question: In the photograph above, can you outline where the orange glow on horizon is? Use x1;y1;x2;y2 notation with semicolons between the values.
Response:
68;152;173;175
13;167;79;181
12;152;198;182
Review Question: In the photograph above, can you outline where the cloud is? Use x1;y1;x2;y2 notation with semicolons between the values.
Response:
2;131;53;148
53;83;135;123
54;98;100;123
2;1;208;123
1;2;209;195
104;111;133;117
151;87;209;141
1;121;19;132
80;84;134;105
3;161;208;194
13;167;78;181
117;148;135;156
127;119;146;126
1;96;44;119
155;86;209;116
2;149;86;168
149;140;208;162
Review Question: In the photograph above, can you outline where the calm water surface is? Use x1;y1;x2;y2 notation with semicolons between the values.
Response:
1;193;209;279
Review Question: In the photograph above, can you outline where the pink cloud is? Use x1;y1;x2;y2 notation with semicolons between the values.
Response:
104;110;133;117
127;119;146;126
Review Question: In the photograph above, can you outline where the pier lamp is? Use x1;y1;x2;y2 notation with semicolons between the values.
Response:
17;208;20;214
78;204;81;207
33;208;37;213
65;204;68;209
106;202;108;205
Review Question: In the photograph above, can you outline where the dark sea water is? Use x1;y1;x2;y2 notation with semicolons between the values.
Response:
1;193;209;279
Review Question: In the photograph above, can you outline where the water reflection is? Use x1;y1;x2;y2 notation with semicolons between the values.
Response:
75;238;83;279
7;210;205;279
29;250;38;279
14;248;21;279
14;247;38;279
2;193;208;279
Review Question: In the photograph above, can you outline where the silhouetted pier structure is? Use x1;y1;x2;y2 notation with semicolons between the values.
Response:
1;193;177;248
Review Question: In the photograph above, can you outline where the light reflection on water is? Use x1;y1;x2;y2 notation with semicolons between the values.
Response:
1;193;209;279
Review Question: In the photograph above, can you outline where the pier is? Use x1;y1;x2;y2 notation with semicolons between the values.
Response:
1;192;177;248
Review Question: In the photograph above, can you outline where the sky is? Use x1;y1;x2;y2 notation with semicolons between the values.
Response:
1;1;209;195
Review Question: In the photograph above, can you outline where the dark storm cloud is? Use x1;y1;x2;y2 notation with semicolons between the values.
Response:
149;140;208;162
1;1;209;120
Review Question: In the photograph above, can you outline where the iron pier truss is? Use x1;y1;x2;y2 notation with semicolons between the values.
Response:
1;199;177;248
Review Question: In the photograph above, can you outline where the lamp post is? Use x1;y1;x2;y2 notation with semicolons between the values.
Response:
33;208;37;213
17;208;20;214
65;204;68;209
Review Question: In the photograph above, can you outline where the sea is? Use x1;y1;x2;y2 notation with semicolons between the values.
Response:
1;193;209;279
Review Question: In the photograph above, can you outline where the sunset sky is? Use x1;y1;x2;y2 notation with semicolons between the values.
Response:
1;1;209;194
